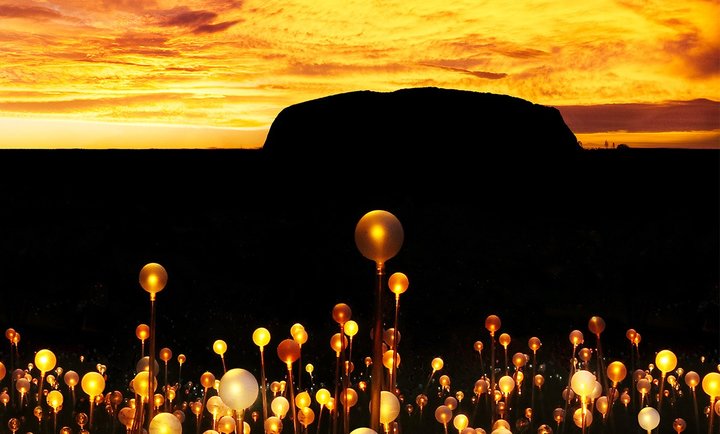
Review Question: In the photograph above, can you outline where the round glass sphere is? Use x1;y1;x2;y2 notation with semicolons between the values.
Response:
277;339;301;365
139;263;168;297
253;327;271;348
637;407;660;431
453;414;469;431
434;404;452;424
47;390;63;410
81;372;105;398
655;349;678;373
388;272;409;295
498;333;511;347
528;337;541;352
332;303;352;325
607;361;627;385
213;340;227;356
218;368;259;411
149;412;182;434
354;210;404;265
271;396;289;418
569;330;584;347
571;370;596;398
588;316;605;335
35;349;57;374
345;320;359;338
673;417;687;433
431;357;444;372
485;315;501;333
159;347;172;363
702;372;720;399
136;324;150;341
316;388;331;406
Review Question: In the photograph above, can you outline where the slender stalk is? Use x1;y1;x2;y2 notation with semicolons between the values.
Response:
370;263;385;433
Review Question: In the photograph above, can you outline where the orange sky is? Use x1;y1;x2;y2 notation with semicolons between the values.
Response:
0;0;718;149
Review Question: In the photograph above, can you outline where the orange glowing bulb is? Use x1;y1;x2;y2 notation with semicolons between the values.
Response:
485;315;501;334
159;347;172;363
136;324;150;341
388;272;409;296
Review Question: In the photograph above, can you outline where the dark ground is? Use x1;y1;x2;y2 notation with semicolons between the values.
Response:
0;147;716;434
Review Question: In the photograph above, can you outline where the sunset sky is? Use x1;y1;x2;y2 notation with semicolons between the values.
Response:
0;0;718;149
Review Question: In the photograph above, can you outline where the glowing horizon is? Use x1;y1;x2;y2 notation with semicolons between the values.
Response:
0;0;718;149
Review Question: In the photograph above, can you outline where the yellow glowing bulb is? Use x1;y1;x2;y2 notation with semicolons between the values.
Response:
253;327;271;348
431;357;444;372
655;350;677;374
344;320;359;338
213;340;228;356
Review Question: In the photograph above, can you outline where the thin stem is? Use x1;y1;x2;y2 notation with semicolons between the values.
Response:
260;348;268;423
370;263;385;433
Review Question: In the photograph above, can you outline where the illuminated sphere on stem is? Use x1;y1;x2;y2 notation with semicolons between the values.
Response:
607;361;627;385
139;263;168;298
453;414;469;431
673;417;687;433
432;357;444;372
149;411;182;434
332;303;352;325
485;315;501;334
253;327;271;348
588;316;605;336
354;210;404;265
159;348;172;363
702;372;720;399
573;408;593;428
570;370;596;398
685;371;699;389
35;349;57;374
350;429;378;434
213;340;227;356
444;396;458;411
265;416;283;434
136;356;160;373
47;390;63;410
200;372;215;389
295;391;311;409
383;350;400;370
569;330;584;347
434;404;452;425
340;388;358;408
388;272;409;295
316;388;331;406
498;376;515;395
298;406;315;427
345;320;359;338
277;339;301;365
217;415;236;434
81;372;105;398
218;368;259;412
64;371;79;388
136;324;150;341
528;337;541;352
271;396;289;419
132;371;156;401
498;333;511;348
655;349;677;373
638;407;660;431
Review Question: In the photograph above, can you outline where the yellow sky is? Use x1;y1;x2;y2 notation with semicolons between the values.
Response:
0;0;718;148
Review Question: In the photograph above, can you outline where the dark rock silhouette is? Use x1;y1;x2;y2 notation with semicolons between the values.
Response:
263;87;580;173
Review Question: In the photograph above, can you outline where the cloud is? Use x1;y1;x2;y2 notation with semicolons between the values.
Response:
162;10;217;27
0;4;62;19
193;20;240;34
423;64;507;80
556;99;720;133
